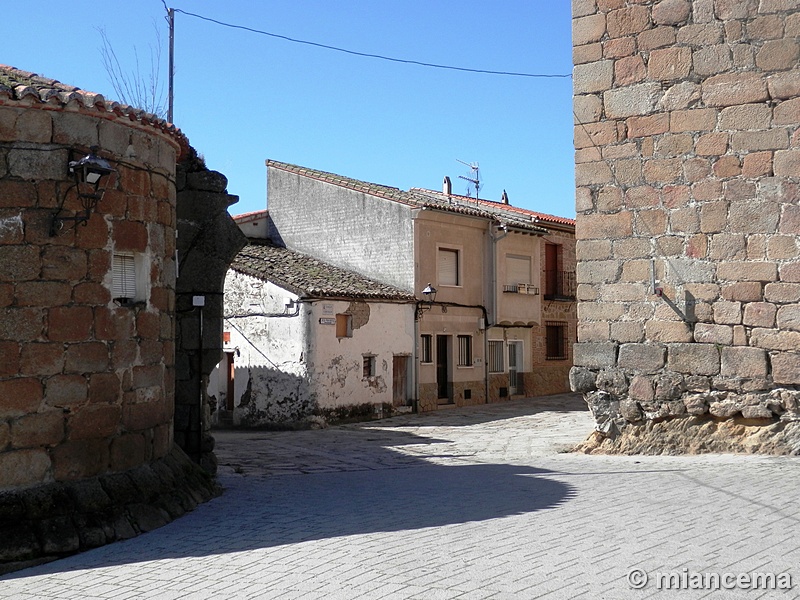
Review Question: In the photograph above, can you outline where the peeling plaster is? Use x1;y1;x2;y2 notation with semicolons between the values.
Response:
347;301;370;329
0;213;23;240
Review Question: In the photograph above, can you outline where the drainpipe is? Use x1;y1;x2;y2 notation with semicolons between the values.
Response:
413;307;420;413
486;222;508;404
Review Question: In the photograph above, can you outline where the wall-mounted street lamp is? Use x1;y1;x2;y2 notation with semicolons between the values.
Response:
416;283;437;319
50;146;115;236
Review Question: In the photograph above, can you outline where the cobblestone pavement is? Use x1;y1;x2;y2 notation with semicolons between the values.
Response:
3;393;800;599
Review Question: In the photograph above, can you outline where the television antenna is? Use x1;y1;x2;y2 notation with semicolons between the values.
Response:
457;160;481;199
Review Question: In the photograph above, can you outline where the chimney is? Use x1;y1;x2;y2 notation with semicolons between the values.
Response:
501;189;509;204
443;176;452;196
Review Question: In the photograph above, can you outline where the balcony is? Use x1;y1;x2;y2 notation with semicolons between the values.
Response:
543;270;576;301
503;283;540;295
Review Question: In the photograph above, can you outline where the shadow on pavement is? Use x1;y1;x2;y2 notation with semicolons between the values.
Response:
377;393;589;428
5;438;576;578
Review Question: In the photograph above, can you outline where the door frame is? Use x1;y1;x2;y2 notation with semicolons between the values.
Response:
436;334;452;403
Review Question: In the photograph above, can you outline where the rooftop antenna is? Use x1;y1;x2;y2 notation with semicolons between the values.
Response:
456;160;481;200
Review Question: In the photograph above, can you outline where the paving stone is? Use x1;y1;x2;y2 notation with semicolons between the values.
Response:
2;395;799;599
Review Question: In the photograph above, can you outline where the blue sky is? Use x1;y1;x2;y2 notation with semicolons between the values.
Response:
5;1;574;218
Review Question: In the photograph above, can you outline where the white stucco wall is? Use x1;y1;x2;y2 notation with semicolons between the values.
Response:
306;300;415;412
210;269;416;427
209;270;310;426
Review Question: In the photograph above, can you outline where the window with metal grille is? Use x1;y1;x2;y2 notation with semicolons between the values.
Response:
488;340;504;373
438;248;459;286
457;334;472;367
362;355;376;378
112;253;136;301
545;322;568;360
420;334;432;363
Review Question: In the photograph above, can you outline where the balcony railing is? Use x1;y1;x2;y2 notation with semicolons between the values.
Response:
543;270;576;300
503;283;540;295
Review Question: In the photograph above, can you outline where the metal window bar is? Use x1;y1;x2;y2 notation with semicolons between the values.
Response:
457;335;472;366
545;322;568;360
488;341;504;373
544;271;576;300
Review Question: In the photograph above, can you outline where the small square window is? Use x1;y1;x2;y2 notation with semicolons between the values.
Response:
336;314;352;338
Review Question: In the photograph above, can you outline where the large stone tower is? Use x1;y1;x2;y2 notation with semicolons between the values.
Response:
571;1;800;452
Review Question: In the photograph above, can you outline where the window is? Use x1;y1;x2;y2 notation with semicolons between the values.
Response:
543;244;575;300
112;253;136;301
488;341;504;373
421;334;432;363
438;248;459;286
336;314;352;338
544;243;560;298
457;335;472;367
362;355;376;378
546;322;568;360
506;255;531;287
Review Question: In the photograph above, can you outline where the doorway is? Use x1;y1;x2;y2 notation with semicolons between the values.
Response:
392;355;410;407
508;341;522;396
436;335;452;403
224;351;236;410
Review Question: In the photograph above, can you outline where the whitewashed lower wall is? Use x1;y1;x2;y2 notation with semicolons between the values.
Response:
210;270;415;427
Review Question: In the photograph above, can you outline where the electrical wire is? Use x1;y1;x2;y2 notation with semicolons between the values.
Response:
172;8;571;79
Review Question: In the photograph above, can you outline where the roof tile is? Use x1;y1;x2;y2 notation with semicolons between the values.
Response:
0;65;187;155
232;240;415;302
266;159;553;233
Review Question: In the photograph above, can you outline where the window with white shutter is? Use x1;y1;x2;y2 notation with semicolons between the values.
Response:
112;253;136;301
438;248;459;286
506;255;531;287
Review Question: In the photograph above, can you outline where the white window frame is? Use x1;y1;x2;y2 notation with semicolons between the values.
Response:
420;334;433;364
457;334;473;368
437;246;461;287
112;252;147;305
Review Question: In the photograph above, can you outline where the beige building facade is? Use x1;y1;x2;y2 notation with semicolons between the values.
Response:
264;161;577;412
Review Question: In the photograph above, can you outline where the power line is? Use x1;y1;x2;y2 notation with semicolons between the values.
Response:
172;8;571;79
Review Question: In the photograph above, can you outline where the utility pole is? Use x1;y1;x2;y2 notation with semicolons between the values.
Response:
167;6;175;123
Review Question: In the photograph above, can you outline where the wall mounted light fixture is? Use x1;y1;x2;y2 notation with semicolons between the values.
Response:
416;283;437;319
50;146;115;236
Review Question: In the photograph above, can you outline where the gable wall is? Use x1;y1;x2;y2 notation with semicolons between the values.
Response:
267;167;416;292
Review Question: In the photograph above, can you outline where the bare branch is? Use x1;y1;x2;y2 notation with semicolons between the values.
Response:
96;22;167;118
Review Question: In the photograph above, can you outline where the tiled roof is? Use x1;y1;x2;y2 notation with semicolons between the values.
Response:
266;160;549;234
233;209;269;224
411;189;576;228
231;240;415;302
0;65;188;156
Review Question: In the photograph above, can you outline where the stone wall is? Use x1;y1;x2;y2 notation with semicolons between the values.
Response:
571;0;800;449
174;164;246;471
0;69;225;572
0;100;179;490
